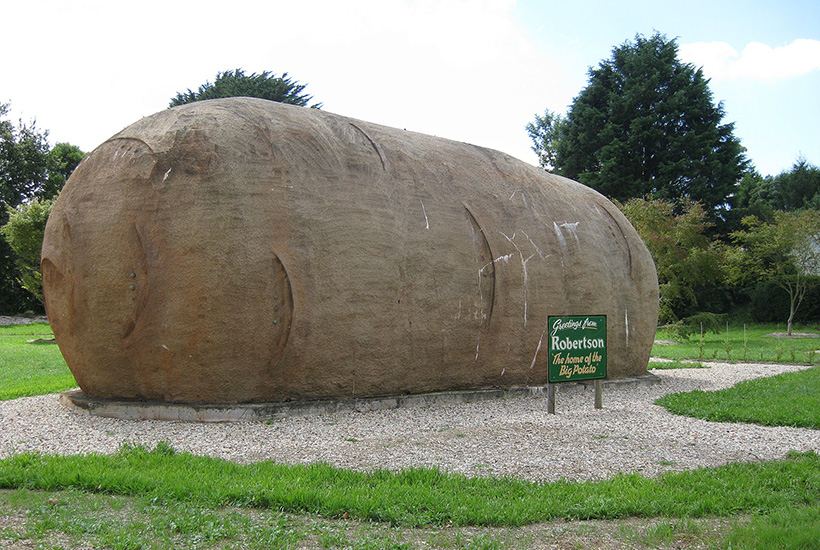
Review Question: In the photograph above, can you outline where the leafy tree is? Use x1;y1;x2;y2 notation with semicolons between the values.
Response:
526;109;565;172
1;197;55;302
0;102;83;312
46;142;85;196
169;69;321;108
617;197;724;327
1;104;53;208
547;33;746;214
727;210;820;335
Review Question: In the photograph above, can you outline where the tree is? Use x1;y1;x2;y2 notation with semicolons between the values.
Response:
732;168;775;215
46;142;85;196
771;156;820;211
722;167;776;234
526;109;565;172
1;198;55;302
546;33;746;215
1;104;53;208
617;197;724;327
727;158;820;235
0;102;83;312
727;210;820;335
169;69;321;108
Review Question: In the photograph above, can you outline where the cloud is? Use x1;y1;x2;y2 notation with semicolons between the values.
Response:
679;39;820;81
4;0;564;165
259;0;566;162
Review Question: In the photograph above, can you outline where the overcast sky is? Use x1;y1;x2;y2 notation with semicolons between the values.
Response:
4;0;819;177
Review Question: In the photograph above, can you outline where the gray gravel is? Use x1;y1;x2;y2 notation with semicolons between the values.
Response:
1;361;818;482
0;315;48;326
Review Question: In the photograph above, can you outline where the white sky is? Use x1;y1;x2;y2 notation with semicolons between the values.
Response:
3;0;819;177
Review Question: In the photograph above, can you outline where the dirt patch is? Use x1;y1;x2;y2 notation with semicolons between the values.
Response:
763;332;820;338
25;338;56;344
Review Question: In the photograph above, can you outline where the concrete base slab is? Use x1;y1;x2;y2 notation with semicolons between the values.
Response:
60;374;661;422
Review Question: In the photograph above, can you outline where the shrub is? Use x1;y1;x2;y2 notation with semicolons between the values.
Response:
1;197;56;303
661;312;725;341
749;277;820;323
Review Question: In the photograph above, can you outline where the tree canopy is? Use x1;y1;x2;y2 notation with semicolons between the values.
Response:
0;103;83;312
725;158;820;232
525;109;564;172
531;33;746;215
1;197;55;302
764;157;820;211
617;197;724;326
726;210;820;334
169;69;322;108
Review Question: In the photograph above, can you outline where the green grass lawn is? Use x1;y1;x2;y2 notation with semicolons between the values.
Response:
1;444;819;549
1;320;819;549
2;444;820;527
644;323;820;548
657;365;820;429
652;322;820;364
0;323;76;400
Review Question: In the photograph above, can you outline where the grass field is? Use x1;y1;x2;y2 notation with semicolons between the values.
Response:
0;445;819;548
652;322;820;364
0;323;75;400
657;365;820;429
1;320;819;548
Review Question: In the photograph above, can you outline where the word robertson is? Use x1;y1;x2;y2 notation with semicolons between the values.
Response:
550;335;605;351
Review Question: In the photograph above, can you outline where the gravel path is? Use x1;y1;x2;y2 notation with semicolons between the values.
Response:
1;361;818;482
0;316;48;326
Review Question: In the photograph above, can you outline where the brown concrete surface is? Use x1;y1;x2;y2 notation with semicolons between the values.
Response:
42;98;658;404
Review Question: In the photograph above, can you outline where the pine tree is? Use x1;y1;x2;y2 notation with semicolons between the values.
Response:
552;33;746;214
169;69;321;108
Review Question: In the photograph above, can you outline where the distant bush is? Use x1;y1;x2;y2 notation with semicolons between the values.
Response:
1;198;56;303
661;312;725;341
749;277;820;323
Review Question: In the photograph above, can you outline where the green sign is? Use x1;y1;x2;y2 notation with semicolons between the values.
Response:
548;315;607;383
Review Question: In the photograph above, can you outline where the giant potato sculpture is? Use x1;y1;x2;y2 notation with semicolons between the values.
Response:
42;98;658;404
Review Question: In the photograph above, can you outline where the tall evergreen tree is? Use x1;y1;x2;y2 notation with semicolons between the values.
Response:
169;69;321;108
771;156;820;210
548;33;746;214
727;158;820;234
